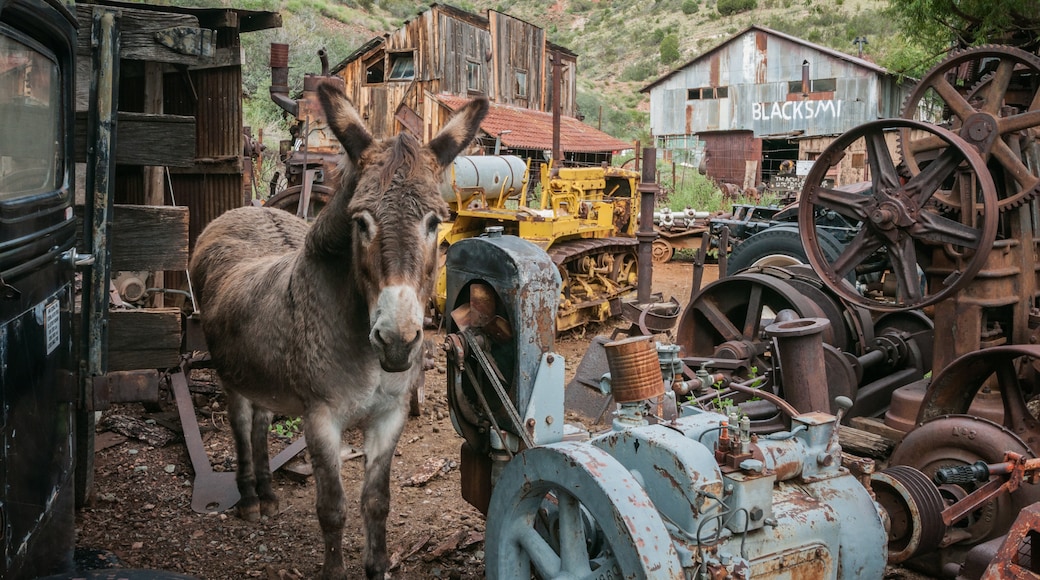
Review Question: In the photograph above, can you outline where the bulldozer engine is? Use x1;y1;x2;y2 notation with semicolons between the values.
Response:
437;157;641;332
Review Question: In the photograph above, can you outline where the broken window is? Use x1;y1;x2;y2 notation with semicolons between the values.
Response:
515;69;527;98
364;51;385;84
388;52;414;81
467;60;480;92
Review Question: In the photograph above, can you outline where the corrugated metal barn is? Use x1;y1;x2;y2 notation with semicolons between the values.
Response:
641;25;914;194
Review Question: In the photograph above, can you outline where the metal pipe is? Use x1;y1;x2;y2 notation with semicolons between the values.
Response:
551;50;562;164
636;148;659;304
766;317;831;414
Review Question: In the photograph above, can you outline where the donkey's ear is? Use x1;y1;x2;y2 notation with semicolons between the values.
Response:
427;97;489;168
317;82;373;163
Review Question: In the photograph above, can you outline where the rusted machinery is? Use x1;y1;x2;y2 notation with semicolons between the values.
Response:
447;43;1040;579
676;44;1040;576
444;232;893;578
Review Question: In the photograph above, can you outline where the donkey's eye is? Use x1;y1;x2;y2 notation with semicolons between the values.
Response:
354;213;376;243
426;216;441;236
354;217;369;236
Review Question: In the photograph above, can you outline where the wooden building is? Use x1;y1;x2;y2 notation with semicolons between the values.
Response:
641;25;914;194
330;3;629;166
73;0;280;371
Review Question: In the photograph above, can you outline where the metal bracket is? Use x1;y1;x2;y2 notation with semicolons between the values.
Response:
154;26;215;57
0;276;19;301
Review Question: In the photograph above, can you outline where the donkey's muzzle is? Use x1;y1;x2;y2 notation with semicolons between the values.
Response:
373;328;422;373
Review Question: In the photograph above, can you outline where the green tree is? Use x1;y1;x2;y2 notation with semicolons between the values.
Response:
660;34;681;64
682;0;700;14
888;0;1040;51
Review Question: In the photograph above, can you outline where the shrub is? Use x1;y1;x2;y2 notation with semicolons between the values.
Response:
660;34;681;64
717;0;757;16
682;0;700;13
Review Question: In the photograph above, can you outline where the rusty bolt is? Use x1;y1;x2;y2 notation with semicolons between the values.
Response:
526;418;536;429
547;354;555;364
545;415;554;425
749;507;763;522
817;452;833;467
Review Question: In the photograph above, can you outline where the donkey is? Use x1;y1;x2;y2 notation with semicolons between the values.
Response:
189;83;488;579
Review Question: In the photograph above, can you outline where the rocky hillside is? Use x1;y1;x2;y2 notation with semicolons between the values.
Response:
234;0;928;146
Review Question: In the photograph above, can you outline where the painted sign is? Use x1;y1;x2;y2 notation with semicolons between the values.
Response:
752;100;843;122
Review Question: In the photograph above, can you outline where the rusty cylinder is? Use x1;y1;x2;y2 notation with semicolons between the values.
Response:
765;317;831;415
604;336;664;403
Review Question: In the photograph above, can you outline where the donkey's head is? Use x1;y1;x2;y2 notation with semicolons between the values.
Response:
315;83;488;372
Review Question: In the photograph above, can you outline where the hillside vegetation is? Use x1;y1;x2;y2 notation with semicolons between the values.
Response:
229;0;936;148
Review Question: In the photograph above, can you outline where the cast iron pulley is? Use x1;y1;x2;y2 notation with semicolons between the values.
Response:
797;119;998;311
900;45;1040;213
484;442;684;579
888;345;1040;564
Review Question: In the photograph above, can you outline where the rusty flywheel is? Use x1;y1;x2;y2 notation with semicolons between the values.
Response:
899;45;1040;213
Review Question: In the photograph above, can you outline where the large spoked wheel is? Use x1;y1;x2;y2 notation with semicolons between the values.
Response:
900;45;1040;212
485;443;683;580
265;183;335;221
676;271;834;368
798;119;998;311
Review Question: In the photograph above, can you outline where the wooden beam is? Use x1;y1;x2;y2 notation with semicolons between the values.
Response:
75;111;195;167
75;5;215;65
106;308;182;372
75;204;189;272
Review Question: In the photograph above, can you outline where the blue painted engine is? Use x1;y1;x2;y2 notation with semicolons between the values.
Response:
445;232;888;579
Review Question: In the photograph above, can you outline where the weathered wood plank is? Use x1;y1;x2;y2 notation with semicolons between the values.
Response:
75;204;189;271
74;111;196;167
75;5;213;65
838;424;895;459
107;308;182;372
850;416;907;444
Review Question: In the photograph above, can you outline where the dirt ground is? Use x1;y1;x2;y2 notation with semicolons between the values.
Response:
74;259;929;579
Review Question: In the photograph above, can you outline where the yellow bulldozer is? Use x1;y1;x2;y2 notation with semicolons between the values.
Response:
436;156;641;332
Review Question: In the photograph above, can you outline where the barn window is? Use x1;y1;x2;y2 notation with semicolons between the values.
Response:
388;52;414;81
812;77;836;92
788;78;837;94
467;60;481;92
514;69;527;98
687;87;728;100
365;51;385;84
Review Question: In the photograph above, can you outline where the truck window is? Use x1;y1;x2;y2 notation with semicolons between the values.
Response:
0;27;60;200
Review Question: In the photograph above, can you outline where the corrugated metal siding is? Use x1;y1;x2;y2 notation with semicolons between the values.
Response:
194;67;242;159
649;29;891;139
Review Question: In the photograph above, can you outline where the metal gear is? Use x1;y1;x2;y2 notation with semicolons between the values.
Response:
899;45;1040;213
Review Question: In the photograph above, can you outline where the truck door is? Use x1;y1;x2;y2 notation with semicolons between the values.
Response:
0;0;80;577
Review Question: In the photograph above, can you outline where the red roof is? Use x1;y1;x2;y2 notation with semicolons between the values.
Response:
436;94;632;154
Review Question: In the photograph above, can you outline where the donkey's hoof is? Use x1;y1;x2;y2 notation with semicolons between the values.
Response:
260;497;280;517
237;500;261;523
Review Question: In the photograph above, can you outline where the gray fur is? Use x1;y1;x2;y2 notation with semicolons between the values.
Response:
189;86;488;580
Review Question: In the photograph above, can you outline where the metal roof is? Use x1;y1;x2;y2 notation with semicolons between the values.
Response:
437;94;632;153
641;24;903;93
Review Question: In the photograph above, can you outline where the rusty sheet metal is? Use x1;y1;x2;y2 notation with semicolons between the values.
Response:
979;502;1040;579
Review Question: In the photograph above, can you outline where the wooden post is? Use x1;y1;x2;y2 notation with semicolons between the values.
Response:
143;61;164;306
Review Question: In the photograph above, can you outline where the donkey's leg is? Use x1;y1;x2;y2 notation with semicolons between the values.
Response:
250;406;278;517
227;390;262;522
361;406;407;579
304;406;347;580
